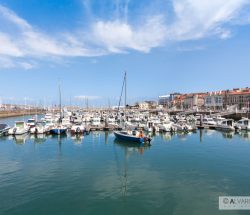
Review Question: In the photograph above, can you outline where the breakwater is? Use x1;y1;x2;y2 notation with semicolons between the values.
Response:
0;109;45;118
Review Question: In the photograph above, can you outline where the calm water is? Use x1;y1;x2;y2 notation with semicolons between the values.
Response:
1;117;250;215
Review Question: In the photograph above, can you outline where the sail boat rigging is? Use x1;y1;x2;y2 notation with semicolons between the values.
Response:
50;82;67;135
114;72;151;144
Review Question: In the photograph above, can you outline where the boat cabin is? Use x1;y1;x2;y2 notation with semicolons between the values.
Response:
237;118;249;126
15;121;25;128
221;119;234;127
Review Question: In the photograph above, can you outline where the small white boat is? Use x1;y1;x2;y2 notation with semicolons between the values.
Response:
30;122;50;134
107;117;116;124
159;122;177;132
27;118;36;128
235;118;250;131
91;117;101;126
203;117;217;126
62;117;72;128
71;124;85;134
173;120;195;132
8;121;30;135
215;119;235;132
144;121;160;132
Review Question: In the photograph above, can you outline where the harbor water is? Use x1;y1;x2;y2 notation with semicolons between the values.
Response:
1;117;250;215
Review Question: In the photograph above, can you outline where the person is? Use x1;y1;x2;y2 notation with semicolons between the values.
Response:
139;130;144;138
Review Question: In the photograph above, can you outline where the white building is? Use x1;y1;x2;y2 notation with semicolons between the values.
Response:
138;102;150;110
204;92;223;110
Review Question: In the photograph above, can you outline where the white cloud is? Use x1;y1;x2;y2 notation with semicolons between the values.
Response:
0;1;250;69
92;16;166;53
0;5;31;30
169;0;249;40
19;62;35;70
0;32;23;57
0;4;105;60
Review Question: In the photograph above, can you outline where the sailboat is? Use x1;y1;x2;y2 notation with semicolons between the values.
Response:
50;83;67;135
113;72;151;144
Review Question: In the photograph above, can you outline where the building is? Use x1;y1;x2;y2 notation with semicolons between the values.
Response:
158;93;181;107
138;101;157;110
158;95;170;106
204;92;223;110
225;88;250;110
159;87;250;111
204;88;250;111
183;93;206;110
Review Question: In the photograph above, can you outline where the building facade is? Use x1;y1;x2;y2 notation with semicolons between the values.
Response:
204;92;223;110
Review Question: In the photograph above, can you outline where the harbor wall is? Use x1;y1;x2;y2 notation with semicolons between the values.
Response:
0;109;45;118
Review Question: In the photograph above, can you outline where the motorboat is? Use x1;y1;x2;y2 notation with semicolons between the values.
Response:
202;117;217;126
91;117;101;126
8;121;30;135
144;121;155;132
0;124;10;136
62;117;72;128
159;121;177;132
30;121;50;134
173;120;196;132
213;115;226;125
71;124;85;134
235;118;250;131
27;118;36;128
107;116;116;124
215;119;235;132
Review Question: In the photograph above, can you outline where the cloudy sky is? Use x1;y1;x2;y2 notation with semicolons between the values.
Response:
0;0;250;106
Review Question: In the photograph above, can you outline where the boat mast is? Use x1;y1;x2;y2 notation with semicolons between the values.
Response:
124;71;127;122
59;82;62;123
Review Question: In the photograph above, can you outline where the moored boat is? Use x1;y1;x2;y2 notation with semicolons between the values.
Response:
235;118;250;131
27;118;36;128
8;121;29;135
215;119;235;132
71;124;85;134
50;125;67;135
114;130;151;144
30;121;50;134
0;124;10;136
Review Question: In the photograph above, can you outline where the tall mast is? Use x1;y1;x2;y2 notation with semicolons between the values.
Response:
124;71;127;120
59;82;62;120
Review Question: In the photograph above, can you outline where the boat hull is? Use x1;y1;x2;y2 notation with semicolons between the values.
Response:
114;131;146;143
50;128;67;135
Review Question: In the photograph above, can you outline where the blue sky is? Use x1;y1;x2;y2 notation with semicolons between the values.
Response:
0;0;250;107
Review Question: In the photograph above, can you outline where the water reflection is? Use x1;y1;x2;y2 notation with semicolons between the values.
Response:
71;134;84;145
13;133;29;144
30;134;47;144
221;131;235;139
114;139;151;155
199;129;203;143
113;139;151;197
1;129;250;215
159;132;174;142
238;131;250;140
3;130;250;147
